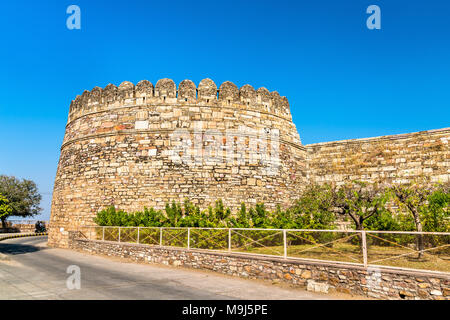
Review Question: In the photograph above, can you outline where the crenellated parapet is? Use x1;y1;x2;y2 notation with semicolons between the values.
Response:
67;78;293;123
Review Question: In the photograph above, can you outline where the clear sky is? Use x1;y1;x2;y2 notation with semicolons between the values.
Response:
0;0;449;220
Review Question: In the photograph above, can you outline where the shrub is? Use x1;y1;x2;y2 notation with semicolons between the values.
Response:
93;183;449;233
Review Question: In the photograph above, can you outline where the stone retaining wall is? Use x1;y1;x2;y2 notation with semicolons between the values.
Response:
68;232;449;300
0;225;34;233
12;224;35;233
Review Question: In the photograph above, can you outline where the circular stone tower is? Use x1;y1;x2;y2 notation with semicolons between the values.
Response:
49;78;306;247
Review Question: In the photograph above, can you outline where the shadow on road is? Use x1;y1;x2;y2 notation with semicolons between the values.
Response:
0;241;46;256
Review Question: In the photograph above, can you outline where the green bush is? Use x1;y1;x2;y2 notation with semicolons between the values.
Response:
363;209;402;231
94;190;338;230
422;188;450;233
93;183;449;234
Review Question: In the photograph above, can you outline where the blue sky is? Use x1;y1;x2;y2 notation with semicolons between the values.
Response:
0;0;449;220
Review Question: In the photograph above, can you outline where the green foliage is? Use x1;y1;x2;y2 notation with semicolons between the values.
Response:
95;199;232;228
0;175;42;225
387;181;450;232
289;184;336;229
270;205;296;229
93;206;131;226
249;203;270;228
227;203;251;228
421;187;450;232
94;185;338;230
0;194;12;226
93;182;449;233
363;209;401;231
332;181;387;230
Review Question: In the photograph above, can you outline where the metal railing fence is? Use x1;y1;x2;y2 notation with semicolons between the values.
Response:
77;226;450;273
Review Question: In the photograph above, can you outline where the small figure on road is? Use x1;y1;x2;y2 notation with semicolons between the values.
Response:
35;221;46;233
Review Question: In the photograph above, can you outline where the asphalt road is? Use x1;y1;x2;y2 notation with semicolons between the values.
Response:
0;236;337;300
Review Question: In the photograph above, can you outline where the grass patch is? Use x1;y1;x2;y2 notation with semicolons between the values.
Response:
233;243;449;272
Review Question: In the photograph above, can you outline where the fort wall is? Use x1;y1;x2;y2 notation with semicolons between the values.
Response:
49;78;307;247
306;128;450;186
49;77;450;248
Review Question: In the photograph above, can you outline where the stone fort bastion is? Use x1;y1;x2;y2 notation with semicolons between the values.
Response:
49;77;450;247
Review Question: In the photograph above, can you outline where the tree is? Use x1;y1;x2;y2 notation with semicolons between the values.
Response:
421;185;450;233
228;203;251;228
0;175;42;228
0;194;12;228
289;184;336;229
332;181;387;231
387;182;433;259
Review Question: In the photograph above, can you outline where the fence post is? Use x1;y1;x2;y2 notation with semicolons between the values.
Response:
228;228;232;252
102;227;105;241
187;228;190;250
283;229;287;259
118;227;121;243
137;227;140;244
160;228;163;246
361;231;368;267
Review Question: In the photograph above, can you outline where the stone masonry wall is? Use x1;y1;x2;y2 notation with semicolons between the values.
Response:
49;78;307;248
306;128;450;186
49;77;450;249
11;224;35;233
68;232;450;300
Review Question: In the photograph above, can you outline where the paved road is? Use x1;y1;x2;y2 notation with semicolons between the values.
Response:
0;236;338;300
